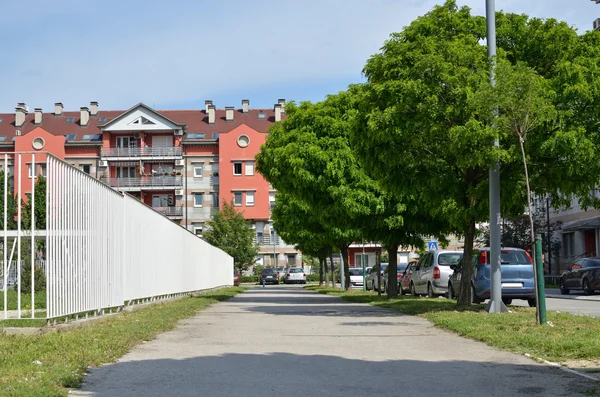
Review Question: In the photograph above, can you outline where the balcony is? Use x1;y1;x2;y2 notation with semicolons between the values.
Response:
153;206;184;219
100;176;183;191
101;146;182;160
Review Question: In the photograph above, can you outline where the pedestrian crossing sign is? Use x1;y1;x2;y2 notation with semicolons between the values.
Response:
427;241;438;251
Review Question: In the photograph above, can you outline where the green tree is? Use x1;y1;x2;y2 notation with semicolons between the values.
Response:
203;201;259;274
0;170;17;230
21;175;47;230
351;1;600;306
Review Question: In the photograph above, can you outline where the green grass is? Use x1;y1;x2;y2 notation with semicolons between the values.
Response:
0;289;46;310
0;287;244;396
306;286;600;364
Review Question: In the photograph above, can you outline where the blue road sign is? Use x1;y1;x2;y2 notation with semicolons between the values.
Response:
427;241;438;251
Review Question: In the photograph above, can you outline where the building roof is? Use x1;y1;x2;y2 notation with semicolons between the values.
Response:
0;105;281;145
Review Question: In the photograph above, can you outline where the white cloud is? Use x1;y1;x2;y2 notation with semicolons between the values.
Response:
0;0;597;112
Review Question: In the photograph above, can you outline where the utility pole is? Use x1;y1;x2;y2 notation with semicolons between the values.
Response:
486;0;507;313
546;196;551;275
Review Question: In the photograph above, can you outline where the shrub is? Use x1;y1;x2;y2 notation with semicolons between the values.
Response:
15;265;46;294
306;274;320;282
240;276;260;283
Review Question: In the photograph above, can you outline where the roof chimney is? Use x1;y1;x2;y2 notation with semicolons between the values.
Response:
15;107;26;127
80;107;90;126
242;99;249;113
34;108;43;125
208;105;216;124
278;98;286;111
205;100;213;113
225;106;234;122
90;101;98;116
274;103;282;122
55;102;63;116
17;102;28;112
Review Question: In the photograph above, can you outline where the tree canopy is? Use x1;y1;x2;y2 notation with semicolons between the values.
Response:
202;201;259;274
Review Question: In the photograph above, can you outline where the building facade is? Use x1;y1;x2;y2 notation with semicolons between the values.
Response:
0;100;298;266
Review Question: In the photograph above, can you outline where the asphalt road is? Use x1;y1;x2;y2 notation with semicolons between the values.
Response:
72;285;595;397
511;290;600;317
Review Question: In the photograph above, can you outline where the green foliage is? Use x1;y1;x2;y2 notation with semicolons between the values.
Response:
306;274;320;282
239;275;259;283
252;264;264;276
15;265;46;294
21;175;47;230
203;201;259;274
0;170;17;229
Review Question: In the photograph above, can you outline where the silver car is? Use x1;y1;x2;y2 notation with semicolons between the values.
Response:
283;267;306;284
410;250;463;297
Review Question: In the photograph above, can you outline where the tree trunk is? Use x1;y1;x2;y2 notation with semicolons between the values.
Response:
318;256;324;286
386;244;399;298
340;244;350;290
376;249;382;297
457;217;476;306
329;249;336;288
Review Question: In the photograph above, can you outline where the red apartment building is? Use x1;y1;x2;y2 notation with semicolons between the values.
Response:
0;100;297;267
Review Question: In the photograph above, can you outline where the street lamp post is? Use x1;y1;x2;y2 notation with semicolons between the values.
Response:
486;0;507;313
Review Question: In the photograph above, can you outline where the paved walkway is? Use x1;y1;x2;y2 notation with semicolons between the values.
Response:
72;286;594;397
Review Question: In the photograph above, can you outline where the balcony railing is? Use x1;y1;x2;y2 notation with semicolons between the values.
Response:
253;235;280;246
100;176;183;189
153;206;184;218
101;146;182;158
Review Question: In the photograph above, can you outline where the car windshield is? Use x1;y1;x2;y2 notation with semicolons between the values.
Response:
381;264;389;270
438;253;463;266
262;268;276;275
585;259;600;268
288;268;303;273
349;268;362;276
500;250;532;265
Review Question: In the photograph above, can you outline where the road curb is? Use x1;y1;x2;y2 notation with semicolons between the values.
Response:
545;294;600;302
524;353;599;381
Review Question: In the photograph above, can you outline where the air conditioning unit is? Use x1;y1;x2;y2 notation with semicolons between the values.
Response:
174;130;184;136
175;159;185;166
595;18;600;31
134;132;140;138
175;189;184;196
98;160;108;167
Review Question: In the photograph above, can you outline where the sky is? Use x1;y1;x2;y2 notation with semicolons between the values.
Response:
0;0;599;113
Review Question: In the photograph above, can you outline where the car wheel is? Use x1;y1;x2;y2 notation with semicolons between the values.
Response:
528;298;537;307
502;298;512;306
472;285;482;304
583;279;594;296
559;278;569;295
410;282;417;296
427;283;435;298
447;283;454;300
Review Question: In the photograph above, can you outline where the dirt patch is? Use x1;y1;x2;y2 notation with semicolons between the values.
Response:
564;359;600;375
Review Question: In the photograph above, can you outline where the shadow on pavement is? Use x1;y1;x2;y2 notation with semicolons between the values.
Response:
74;353;597;397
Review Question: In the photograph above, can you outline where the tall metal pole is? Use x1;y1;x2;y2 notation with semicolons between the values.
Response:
486;0;507;313
546;196;551;275
362;240;366;292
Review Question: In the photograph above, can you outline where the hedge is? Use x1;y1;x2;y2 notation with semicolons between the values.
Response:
239;276;260;283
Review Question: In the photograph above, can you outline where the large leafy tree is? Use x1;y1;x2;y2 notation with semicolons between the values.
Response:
203;201;259;274
352;1;600;306
257;91;376;289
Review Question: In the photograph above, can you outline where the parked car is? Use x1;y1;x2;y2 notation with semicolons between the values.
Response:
284;267;307;284
559;257;600;295
365;263;388;291
383;263;409;293
411;250;463;297
348;267;365;288
233;270;240;286
399;261;418;295
276;266;288;280
260;267;280;285
447;247;536;307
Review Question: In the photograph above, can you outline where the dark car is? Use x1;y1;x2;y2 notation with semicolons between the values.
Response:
260;267;280;284
559;257;600;295
383;263;409;293
233;270;240;286
399;261;418;295
447;247;536;307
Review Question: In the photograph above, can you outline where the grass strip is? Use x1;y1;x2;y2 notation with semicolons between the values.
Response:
0;286;244;397
0;290;46;311
306;286;600;364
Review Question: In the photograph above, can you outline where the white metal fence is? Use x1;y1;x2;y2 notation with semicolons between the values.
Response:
2;153;233;320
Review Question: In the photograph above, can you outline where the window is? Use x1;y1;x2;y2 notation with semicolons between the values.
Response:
91;134;102;141
212;193;219;208
563;233;575;258
212;133;219;139
233;192;242;206
0;136;6;142
194;165;203;178
194;193;204;207
233;162;242;175
237;135;250;148
82;135;92;140
80;164;91;175
116;166;136;178
258;113;266;119
194;225;203;236
66;117;75;123
98;117;107;123
246;191;255;206
40;164;47;177
28;164;37;177
245;161;254;176
65;134;76;141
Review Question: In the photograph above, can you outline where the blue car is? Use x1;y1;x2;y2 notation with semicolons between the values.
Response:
447;247;536;307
